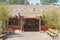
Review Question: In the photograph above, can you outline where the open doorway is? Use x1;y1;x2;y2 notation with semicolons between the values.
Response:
24;18;39;31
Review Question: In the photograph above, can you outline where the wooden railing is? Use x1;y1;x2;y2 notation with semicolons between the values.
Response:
46;28;58;39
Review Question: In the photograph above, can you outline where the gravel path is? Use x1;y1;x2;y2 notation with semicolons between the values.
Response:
6;32;60;40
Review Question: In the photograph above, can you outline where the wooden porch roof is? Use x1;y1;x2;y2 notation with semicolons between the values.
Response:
8;5;59;18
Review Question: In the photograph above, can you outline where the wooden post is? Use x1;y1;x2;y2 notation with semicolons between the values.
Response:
39;16;41;31
21;16;24;31
6;20;8;30
21;16;22;31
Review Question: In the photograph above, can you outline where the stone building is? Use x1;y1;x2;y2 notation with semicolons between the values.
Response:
7;5;59;31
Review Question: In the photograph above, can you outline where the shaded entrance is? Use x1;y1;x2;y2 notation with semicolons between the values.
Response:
24;18;39;31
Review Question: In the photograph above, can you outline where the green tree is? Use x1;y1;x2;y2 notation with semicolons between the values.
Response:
24;0;30;5
36;3;39;5
0;0;3;2
19;0;25;5
0;3;11;28
44;9;58;28
3;0;30;5
9;0;20;5
40;0;58;5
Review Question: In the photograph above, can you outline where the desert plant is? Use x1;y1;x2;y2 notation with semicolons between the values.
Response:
44;8;58;29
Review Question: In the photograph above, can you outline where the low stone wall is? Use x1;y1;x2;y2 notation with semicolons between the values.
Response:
41;26;48;32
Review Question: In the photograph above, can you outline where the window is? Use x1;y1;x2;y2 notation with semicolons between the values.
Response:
9;18;21;26
41;20;46;26
25;18;39;27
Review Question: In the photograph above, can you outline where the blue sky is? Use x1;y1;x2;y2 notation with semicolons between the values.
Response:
57;0;60;4
28;0;40;5
28;0;60;5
